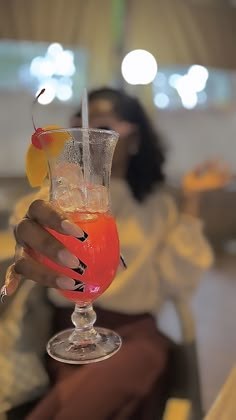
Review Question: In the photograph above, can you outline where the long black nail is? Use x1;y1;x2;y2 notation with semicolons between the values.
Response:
120;254;127;269
72;259;87;275
77;231;88;242
73;280;86;292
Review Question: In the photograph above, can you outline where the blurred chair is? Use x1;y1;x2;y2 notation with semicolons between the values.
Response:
161;297;204;420
204;365;236;420
0;252;204;420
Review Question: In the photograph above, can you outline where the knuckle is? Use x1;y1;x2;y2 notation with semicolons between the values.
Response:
43;270;57;286
40;234;62;257
14;257;27;274
14;256;55;287
15;218;30;240
28;199;45;218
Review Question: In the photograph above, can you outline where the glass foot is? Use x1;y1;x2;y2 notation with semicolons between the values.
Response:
47;327;122;364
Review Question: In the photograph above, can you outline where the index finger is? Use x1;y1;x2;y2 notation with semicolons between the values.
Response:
27;199;85;238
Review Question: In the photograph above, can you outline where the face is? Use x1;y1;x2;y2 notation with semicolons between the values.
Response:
70;98;139;178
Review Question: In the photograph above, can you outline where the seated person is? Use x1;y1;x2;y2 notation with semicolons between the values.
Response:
1;88;229;419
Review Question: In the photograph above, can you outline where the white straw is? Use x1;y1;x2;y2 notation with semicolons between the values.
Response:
82;88;89;129
81;88;90;198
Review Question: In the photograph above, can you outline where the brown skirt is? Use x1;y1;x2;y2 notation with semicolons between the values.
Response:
26;307;170;420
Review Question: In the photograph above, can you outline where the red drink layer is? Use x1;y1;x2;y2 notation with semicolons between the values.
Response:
40;211;120;303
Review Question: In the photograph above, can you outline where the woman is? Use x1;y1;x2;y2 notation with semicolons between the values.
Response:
1;88;225;419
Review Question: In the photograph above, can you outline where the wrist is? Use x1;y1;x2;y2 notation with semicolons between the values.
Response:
181;190;201;218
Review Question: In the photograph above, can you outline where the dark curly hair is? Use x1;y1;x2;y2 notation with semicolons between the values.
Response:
74;87;166;202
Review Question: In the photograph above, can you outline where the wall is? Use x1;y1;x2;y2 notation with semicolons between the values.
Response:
1;91;236;179
157;107;236;182
0;91;75;176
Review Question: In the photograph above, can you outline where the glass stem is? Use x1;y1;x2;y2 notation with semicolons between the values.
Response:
69;303;100;346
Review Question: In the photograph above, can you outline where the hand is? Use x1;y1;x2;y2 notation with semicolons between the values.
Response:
1;200;85;299
182;159;232;193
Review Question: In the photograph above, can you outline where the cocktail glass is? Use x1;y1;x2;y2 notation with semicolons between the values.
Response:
36;127;121;364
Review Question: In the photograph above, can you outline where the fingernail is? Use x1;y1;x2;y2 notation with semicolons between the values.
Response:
61;220;84;238
58;249;79;268
73;280;86;292
0;285;7;303
72;260;87;275
56;277;76;290
120;254;127;270
76;231;88;242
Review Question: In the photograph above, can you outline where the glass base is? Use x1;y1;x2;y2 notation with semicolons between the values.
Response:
47;327;122;364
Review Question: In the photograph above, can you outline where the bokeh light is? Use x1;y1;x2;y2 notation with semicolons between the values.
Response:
56;84;73;101
121;49;158;85
30;43;76;104
168;73;182;88
37;83;56;105
187;65;209;93
154;93;170;109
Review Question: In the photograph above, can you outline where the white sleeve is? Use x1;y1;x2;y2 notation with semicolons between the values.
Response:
156;195;214;299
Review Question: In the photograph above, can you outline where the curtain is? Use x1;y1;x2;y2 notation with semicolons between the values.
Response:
0;0;235;88
126;0;236;69
0;0;113;87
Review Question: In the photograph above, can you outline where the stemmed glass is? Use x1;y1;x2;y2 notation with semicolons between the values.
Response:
36;127;121;364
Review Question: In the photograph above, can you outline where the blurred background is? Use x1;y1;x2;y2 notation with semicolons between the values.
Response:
0;0;236;413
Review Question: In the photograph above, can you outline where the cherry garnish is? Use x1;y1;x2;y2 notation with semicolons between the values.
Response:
31;89;51;149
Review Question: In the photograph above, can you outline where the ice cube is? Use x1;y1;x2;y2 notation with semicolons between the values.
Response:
51;162;85;211
53;162;83;185
53;180;87;212
86;185;109;212
51;162;109;213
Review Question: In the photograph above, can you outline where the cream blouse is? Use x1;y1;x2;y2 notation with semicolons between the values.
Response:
48;178;214;314
0;179;214;411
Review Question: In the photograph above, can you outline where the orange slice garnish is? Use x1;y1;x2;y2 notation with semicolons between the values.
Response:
26;125;70;187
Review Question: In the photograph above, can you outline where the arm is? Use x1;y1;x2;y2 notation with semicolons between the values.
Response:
180;190;201;219
156;194;214;300
181;158;232;219
158;158;232;299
